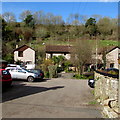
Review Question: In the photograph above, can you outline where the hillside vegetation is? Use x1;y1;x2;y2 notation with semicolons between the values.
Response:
1;10;118;63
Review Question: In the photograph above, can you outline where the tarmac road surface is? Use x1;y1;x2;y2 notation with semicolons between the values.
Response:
2;74;102;118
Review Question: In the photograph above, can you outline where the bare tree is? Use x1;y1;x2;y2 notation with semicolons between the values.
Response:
44;12;54;25
52;16;64;25
97;17;114;39
2;12;16;23
35;26;48;39
66;14;87;25
92;14;102;22
33;11;45;25
19;10;32;21
71;39;93;75
22;27;33;41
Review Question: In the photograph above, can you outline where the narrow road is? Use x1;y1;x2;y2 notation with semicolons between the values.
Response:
2;74;102;118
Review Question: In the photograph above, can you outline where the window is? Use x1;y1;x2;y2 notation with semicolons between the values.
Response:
26;61;32;64
110;63;114;68
18;51;23;57
18;69;25;73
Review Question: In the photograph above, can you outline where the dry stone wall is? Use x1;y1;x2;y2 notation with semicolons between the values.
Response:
94;72;119;118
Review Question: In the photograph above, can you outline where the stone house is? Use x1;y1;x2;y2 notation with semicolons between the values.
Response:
91;46;120;69
106;46;120;69
91;52;103;69
13;45;35;64
45;45;120;70
45;45;71;60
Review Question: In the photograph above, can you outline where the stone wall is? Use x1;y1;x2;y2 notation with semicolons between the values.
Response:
94;72;119;118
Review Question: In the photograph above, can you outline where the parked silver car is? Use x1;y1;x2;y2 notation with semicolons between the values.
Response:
5;67;40;82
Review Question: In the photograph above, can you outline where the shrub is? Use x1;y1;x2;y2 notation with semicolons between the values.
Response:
41;59;53;78
4;53;14;64
64;60;72;72
48;64;58;78
45;71;49;78
15;60;23;65
73;74;87;79
57;67;64;73
107;71;118;75
89;100;98;105
88;75;94;79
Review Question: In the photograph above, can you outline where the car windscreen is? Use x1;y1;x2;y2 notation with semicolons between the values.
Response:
2;70;10;75
29;70;42;74
22;68;33;73
32;70;39;74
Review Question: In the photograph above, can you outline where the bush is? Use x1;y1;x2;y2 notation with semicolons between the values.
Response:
4;53;14;64
41;59;53;78
48;65;58;78
15;60;23;65
88;75;94;79
107;71;118;75
57;67;64;73
65;68;73;73
64;60;72;72
45;71;49;78
73;74;87;79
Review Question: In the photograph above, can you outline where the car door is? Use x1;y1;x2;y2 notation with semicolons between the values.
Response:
16;69;27;80
9;69;17;79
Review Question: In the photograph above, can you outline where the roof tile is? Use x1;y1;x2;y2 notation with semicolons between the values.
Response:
46;45;71;53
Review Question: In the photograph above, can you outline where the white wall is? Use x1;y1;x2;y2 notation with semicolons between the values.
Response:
14;48;35;64
106;48;119;69
14;51;18;62
46;53;71;60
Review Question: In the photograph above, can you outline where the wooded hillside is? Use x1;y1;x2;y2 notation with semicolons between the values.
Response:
1;10;118;63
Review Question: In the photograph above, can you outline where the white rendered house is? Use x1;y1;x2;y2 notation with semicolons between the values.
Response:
14;45;35;65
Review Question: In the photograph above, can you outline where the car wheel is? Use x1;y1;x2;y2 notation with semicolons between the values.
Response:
27;76;34;82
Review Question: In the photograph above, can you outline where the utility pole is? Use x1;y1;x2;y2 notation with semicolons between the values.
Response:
67;25;70;47
95;37;98;70
118;63;120;118
68;36;70;47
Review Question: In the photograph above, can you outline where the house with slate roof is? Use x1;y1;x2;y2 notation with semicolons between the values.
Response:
106;46;120;69
13;45;35;64
45;45;71;60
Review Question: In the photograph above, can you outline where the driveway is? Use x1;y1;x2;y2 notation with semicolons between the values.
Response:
2;74;102;118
